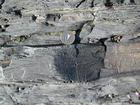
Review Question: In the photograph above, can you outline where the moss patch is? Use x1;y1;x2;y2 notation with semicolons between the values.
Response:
47;32;53;35
56;31;64;35
136;87;140;91
13;36;27;43
71;30;76;35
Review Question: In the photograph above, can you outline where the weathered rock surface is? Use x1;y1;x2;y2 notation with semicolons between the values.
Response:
0;0;140;105
1;44;104;83
79;5;140;43
0;75;139;105
105;42;140;73
0;0;139;46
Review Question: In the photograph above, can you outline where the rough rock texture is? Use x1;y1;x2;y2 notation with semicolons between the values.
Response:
105;42;140;73
79;5;140;43
0;75;140;105
1;44;104;83
0;0;140;105
0;0;140;45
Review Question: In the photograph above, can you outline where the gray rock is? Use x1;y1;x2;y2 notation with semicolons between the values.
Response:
79;22;94;38
3;44;105;83
79;5;140;43
0;0;139;45
104;41;140;73
0;0;140;105
21;33;62;46
89;22;129;38
79;21;131;43
0;75;139;105
0;66;5;80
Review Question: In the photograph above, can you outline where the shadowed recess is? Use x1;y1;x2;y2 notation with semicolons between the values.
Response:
54;44;105;82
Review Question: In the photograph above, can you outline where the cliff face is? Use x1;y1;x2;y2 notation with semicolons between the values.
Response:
0;0;140;105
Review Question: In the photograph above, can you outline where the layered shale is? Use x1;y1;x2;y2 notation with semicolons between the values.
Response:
0;0;140;105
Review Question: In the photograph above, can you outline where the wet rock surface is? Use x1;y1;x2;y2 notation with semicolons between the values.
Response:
0;0;140;104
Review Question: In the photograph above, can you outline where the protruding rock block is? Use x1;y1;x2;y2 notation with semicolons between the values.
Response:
3;44;105;83
104;42;140;73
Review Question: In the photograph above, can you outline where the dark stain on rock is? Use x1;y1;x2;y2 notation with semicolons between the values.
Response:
67;94;76;98
74;44;79;57
76;0;86;8
14;10;22;18
0;0;5;9
105;0;113;7
0;24;10;32
130;0;135;3
32;15;37;21
54;44;105;82
46;13;61;21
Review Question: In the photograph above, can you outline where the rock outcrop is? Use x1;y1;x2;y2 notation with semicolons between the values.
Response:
0;0;140;105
